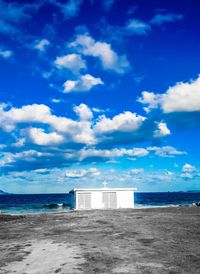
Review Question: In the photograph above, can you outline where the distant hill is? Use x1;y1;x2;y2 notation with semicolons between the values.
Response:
0;190;10;195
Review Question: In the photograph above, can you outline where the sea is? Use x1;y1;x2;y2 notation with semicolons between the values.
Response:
0;192;200;215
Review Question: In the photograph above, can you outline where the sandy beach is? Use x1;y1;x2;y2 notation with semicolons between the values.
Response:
0;206;199;274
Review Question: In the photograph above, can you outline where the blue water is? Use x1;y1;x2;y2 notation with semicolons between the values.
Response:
135;192;200;208
0;193;74;214
0;192;200;214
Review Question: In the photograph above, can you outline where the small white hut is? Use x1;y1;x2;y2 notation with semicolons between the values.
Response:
69;184;137;210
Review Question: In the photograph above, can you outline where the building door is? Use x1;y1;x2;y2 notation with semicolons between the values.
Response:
77;193;91;210
102;192;117;209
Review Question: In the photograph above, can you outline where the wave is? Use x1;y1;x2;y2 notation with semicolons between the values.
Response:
43;203;72;209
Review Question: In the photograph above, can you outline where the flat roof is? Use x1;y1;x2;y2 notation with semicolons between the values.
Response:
70;188;137;193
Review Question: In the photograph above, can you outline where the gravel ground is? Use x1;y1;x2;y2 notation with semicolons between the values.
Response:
0;206;199;274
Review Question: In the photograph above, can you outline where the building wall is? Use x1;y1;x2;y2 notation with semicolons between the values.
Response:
75;191;103;209
75;190;135;210
116;191;134;208
91;191;104;209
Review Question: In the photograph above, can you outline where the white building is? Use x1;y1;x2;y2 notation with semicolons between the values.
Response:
69;187;137;210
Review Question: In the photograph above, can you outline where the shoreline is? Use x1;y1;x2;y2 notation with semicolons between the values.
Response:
0;202;198;216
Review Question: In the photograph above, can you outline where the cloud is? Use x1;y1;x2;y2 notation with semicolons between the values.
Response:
63;74;103;93
150;13;183;25
0;0;83;36
26;127;64;146
180;163;199;180
0;102;181;174
55;53;86;74
126;19;151;35
0;146;149;174
182;163;196;173
12;138;25;148
0;150;52;168
79;147;149;161
138;76;200;113
0;103;51;132
0;0;41;35
65;167;100;178
0;142;185;175
51;98;63;103
128;168;144;175
138;91;161;113
94;112;145;135
93;112;171;146
0;103;96;145
51;0;83;19
119;168;176;187
0;49;13;59
165;171;173;176
34;39;50;52
0;102;172;150
180;172;193;179
148;146;187;157
73;103;93;121
161;76;200;113
92;107;109;114
153;122;170;137
69;33;130;74
98;11;183;46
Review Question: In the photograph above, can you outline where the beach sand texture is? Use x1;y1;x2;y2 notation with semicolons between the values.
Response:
0;207;199;274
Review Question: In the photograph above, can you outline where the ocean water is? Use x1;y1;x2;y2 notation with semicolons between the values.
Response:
0;192;200;214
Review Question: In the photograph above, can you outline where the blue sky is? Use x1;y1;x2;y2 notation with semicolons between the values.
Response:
0;0;200;193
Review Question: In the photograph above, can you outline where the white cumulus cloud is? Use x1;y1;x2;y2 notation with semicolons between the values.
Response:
138;76;200;113
0;103;96;145
63;74;103;93
55;53;86;73
73;103;93;121
69;33;130;74
138;91;161;112
94;111;145;134
154;122;171;137
26;128;64;146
